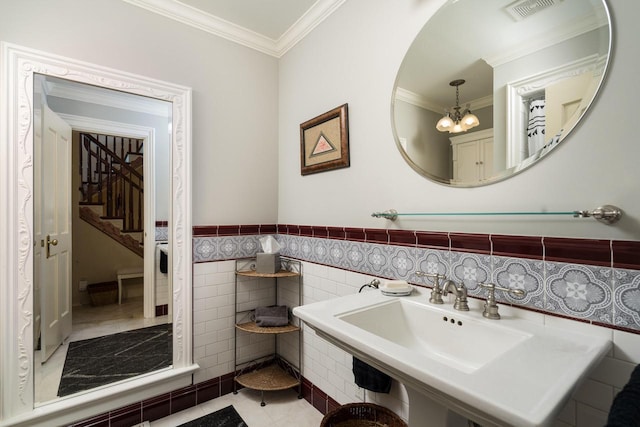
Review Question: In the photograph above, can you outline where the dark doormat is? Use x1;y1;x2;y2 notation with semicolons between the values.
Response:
57;323;172;397
177;405;248;427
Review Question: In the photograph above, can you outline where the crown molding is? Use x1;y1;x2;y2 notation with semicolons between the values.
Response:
121;0;346;58
395;87;443;113
43;79;171;117
276;0;347;55
483;12;609;68
396;87;493;114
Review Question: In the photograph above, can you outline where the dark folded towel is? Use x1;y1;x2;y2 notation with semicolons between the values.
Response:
160;250;168;274
254;305;289;327
606;364;640;426
352;357;391;393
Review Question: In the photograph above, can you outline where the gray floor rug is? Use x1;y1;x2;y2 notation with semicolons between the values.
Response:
57;323;172;397
177;405;248;427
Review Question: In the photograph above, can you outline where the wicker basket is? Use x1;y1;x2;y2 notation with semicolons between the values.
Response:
87;281;118;306
320;403;407;427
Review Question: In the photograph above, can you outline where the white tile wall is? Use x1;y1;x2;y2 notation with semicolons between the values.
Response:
193;261;237;382
300;262;410;421
193;260;640;426
193;260;302;383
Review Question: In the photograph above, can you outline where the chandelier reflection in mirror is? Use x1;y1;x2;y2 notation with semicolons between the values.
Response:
435;79;480;133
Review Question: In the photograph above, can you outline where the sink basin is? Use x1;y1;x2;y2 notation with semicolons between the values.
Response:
293;287;611;427
338;299;531;373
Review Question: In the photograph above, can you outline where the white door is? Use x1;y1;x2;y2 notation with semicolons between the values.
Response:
453;140;480;183
40;105;73;363
546;73;595;141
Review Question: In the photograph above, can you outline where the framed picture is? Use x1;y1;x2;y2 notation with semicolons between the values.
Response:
300;103;349;175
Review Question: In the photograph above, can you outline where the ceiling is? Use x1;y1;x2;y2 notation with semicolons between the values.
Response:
178;0;317;40
121;0;346;57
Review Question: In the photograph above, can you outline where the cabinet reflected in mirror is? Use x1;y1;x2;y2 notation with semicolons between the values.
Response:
392;0;611;187
33;74;172;404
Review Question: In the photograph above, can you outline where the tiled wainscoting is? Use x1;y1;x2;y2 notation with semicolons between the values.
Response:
72;225;640;426
193;225;640;332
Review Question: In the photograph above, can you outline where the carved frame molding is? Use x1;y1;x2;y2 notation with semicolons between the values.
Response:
0;42;194;425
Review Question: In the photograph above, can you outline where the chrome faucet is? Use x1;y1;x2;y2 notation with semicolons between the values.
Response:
479;283;526;319
358;278;380;293
442;280;469;311
415;271;445;304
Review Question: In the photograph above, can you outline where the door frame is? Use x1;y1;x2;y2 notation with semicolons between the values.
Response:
58;114;157;318
505;54;606;168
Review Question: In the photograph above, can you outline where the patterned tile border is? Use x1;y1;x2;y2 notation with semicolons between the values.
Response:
155;226;168;242
192;224;640;269
191;225;640;333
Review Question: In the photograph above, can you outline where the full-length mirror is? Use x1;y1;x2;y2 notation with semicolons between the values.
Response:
392;0;611;186
32;74;172;404
1;43;194;426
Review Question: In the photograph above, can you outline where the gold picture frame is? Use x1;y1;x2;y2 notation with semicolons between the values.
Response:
300;104;349;175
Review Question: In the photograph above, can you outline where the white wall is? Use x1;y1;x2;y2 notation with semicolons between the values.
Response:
394;100;450;179
0;0;280;226
278;0;640;241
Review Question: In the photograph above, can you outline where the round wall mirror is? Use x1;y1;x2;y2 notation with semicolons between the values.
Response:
391;0;611;187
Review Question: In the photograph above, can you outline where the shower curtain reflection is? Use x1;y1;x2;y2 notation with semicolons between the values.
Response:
527;98;546;157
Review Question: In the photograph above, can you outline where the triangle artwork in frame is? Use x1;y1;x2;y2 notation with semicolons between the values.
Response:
300;103;350;175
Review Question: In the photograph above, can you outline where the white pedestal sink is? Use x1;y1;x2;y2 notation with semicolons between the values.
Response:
294;287;611;427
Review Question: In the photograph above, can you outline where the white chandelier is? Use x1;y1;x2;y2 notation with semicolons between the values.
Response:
436;79;480;133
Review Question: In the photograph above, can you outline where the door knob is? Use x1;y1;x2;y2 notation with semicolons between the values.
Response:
46;235;58;258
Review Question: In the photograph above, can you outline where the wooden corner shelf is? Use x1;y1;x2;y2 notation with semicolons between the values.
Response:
235;364;300;392
233;257;303;406
236;269;300;279
235;321;300;334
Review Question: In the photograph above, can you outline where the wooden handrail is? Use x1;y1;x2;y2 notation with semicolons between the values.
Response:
82;134;143;180
79;133;144;232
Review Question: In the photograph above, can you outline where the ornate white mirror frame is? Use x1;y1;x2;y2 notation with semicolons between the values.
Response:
0;42;196;426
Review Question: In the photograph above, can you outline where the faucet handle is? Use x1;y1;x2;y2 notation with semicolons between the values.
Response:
443;280;469;311
479;283;500;319
480;282;526;297
416;271;446;286
415;272;446;304
478;283;526;319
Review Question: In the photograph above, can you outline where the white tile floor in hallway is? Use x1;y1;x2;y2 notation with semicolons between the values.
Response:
151;388;324;427
34;297;169;403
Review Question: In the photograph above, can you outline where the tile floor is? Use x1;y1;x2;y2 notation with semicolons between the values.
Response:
34;297;169;404
34;297;324;426
150;387;324;427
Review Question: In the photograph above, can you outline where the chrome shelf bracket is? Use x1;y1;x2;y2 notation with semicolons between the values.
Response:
371;209;398;221
573;205;622;224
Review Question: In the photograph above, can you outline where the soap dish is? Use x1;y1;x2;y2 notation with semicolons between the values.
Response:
380;280;413;296
381;289;413;297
